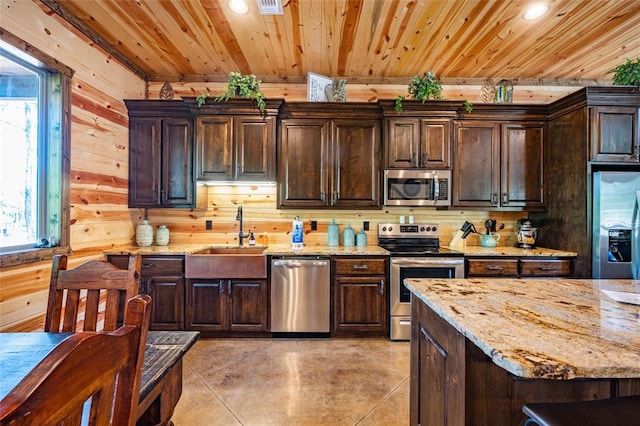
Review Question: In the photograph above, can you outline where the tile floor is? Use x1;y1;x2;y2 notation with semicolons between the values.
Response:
171;338;410;425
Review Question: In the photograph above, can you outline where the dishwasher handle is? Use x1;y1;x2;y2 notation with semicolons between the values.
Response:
272;259;328;268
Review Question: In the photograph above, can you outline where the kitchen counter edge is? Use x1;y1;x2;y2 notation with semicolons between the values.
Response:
405;277;640;380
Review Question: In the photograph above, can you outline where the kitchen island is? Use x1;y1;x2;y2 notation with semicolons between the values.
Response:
404;278;640;425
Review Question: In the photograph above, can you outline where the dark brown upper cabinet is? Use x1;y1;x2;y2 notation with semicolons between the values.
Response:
189;98;284;182
277;102;382;209
379;100;459;169
589;105;640;162
125;100;198;208
452;105;547;210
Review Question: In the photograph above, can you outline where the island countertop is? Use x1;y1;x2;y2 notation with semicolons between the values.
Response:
404;278;640;379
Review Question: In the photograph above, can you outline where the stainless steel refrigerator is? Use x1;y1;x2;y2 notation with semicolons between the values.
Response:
592;171;640;279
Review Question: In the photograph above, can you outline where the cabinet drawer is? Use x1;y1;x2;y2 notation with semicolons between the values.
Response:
520;259;572;277
141;256;185;275
467;259;518;277
334;258;386;275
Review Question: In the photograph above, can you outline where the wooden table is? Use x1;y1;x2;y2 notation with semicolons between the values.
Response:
0;330;199;426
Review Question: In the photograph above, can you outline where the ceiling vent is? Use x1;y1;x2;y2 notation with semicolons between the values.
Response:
257;0;283;15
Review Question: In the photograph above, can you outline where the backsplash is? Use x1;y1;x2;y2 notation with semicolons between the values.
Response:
143;184;528;248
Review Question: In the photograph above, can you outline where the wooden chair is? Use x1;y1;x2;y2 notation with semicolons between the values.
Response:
0;294;152;426
45;254;141;332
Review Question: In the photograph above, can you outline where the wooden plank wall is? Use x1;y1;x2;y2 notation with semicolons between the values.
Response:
0;0;145;331
1;0;574;331
145;185;527;249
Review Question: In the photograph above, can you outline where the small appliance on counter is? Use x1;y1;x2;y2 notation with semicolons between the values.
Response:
516;219;537;248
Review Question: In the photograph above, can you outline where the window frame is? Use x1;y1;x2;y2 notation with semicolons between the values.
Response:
0;29;73;268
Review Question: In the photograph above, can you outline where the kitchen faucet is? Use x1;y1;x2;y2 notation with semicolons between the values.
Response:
236;205;250;246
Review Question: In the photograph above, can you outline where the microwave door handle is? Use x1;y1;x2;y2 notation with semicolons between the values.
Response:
432;173;439;204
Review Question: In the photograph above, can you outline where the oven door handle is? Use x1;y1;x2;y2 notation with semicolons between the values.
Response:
391;258;464;266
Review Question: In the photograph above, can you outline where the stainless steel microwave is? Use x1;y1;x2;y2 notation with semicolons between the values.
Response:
384;169;451;207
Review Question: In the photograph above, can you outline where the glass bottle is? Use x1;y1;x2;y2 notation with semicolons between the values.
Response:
356;228;368;247
155;224;170;246
136;220;153;247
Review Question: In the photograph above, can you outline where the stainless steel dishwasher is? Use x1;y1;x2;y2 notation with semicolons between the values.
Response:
271;257;330;333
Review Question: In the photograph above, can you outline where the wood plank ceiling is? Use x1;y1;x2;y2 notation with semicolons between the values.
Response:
41;0;640;85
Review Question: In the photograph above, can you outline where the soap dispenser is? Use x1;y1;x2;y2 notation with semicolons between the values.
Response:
327;219;339;246
343;223;355;247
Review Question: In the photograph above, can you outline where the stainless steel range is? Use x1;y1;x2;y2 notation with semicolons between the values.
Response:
378;223;464;340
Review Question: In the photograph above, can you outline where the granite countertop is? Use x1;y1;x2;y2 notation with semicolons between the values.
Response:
104;244;254;255
104;244;389;256
404;278;640;380
263;244;389;256
447;246;578;257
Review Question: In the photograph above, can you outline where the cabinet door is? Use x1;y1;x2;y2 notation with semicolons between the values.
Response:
501;122;544;208
411;302;465;425
145;275;184;330
420;119;451;168
228;279;268;331
196;116;233;180
161;118;194;206
386;118;419;168
590;106;640;162
278;119;330;208
453;121;500;207
185;279;227;331
128;118;161;207
332;120;381;208
235;117;276;181
333;276;386;332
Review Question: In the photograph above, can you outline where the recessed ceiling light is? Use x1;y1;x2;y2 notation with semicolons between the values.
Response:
229;0;249;14
524;3;549;20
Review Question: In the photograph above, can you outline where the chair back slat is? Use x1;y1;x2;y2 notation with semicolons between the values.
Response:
61;289;81;332
84;289;101;331
0;294;152;426
45;254;141;332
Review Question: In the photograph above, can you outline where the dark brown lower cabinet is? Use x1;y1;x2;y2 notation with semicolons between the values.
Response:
332;257;388;336
107;255;184;330
410;298;637;425
466;257;574;278
185;278;268;332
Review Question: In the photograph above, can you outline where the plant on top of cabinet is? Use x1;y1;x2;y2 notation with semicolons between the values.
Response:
196;72;267;113
607;57;640;89
395;71;443;112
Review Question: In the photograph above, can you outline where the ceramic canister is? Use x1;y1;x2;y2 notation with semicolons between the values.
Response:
136;220;153;247
156;224;170;246
327;219;339;246
356;228;368;247
343;223;355;247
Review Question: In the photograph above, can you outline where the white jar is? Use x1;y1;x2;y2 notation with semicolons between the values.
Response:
156;224;170;246
136;220;153;247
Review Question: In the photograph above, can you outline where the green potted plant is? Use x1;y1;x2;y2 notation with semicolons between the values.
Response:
607;57;640;89
395;71;443;112
196;72;267;112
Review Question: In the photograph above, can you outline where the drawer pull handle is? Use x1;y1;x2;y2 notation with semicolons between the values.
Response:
353;265;369;270
142;263;156;269
379;279;385;295
538;266;557;271
485;265;504;271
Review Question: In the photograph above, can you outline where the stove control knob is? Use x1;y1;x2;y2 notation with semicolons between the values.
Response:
389;226;393;232
381;226;387;232
422;226;427;232
432;226;438;233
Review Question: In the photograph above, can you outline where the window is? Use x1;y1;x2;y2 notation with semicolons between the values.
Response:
0;32;72;266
